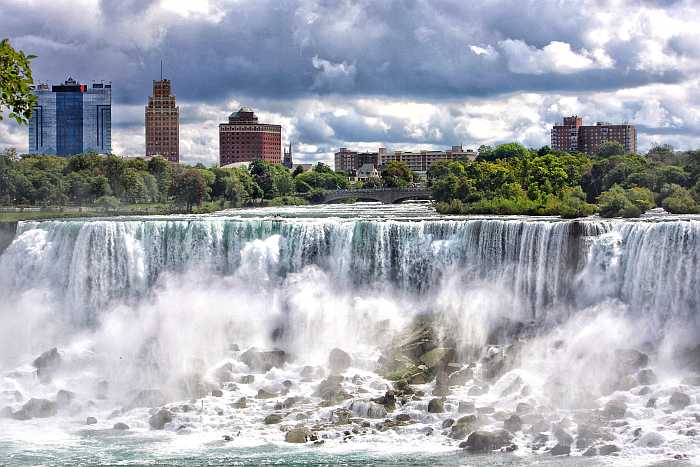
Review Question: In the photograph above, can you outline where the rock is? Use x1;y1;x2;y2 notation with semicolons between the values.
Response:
112;422;130;430
32;348;61;383
458;400;475;413
669;391;691;410
553;426;574;446
328;348;352;374
149;408;173;429
86;416;97;425
331;408;352;424
442;418;455;428
395;413;411;423
256;388;278;399
55;389;75;408
450;414;479;440
681;375;700;386
503;414;522;432
550;443;571;456
638;386;651;396
515;402;532;415
499;375;524;397
315;376;349;402
614;349;648;374
240;347;288;372
239;375;255;384
371;390;396;411
300;366;316;379
637;431;665;447
463;430;512;453
645;397;657;408
211;389;223;397
127;389;167;410
467;385;488;396
427;398;444;413
409;373;428;385
418;347;456;372
213;362;234;383
285;427;312;443
476;406;495;415
264;414;283;424
602;399;627;419
232;397;247;409
582;447;597;456
637;369;657;385
347;400;387;419
12;398;57;420
598;444;620;455
447;367;473;386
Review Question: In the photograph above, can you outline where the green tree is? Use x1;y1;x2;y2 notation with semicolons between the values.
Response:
170;169;209;211
660;184;697;213
0;39;36;124
381;160;414;188
596;140;627;158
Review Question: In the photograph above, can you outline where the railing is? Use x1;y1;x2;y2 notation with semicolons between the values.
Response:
325;187;429;194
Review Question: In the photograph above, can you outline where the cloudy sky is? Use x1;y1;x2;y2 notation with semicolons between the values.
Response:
1;0;699;166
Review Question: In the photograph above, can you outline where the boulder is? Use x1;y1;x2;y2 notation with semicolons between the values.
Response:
636;369;657;385
328;348;352;374
467;385;488;396
256;388;278;399
458;400;475;413
669;391;691;410
264;414;283;424
675;344;700;372
86;416;97;425
331;408;352;425
553;426;574;446
637;431;665;447
371;390;396;411
395;413;411;423
503;414;522;432
499;376;524;397
127;389;167;410
240;348;288;372
598;444;620;455
450;414;479;440
315;376;349;402
550;443;571;456
583;447;597;456
112;422;130;430
12;398;57;420
149;408;173;429
213;362;234;383
32;348;61;383
427;398;444;413
515;402;532;415
442;418;455;428
232;397;247;409
55;389;75;408
614;349;648;374
645;397;657;408
239;375;255;384
211;389;223;397
347;400;387;419
285;427;312;443
602;399;627;419
463;430;512;453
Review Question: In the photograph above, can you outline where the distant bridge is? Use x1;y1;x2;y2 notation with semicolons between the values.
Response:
320;187;432;204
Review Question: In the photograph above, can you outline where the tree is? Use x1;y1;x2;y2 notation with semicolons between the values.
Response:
596;140;626;158
96;195;120;211
381;160;414;188
479;143;529;162
170;169;209;211
660;184;697;213
0;39;36;124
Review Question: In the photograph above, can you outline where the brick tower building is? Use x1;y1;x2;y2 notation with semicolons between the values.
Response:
145;78;179;162
219;107;281;166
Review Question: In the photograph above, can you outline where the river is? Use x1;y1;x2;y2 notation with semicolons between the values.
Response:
0;202;698;466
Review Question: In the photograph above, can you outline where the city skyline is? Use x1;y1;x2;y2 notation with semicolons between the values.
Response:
2;0;700;166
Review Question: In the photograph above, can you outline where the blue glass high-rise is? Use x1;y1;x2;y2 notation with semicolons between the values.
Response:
28;77;111;156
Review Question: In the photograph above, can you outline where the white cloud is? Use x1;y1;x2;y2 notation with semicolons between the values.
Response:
499;40;614;74
311;56;357;92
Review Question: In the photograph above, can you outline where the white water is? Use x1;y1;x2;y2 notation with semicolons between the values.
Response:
0;203;698;466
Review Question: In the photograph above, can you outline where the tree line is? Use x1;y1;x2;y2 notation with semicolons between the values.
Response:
429;141;700;217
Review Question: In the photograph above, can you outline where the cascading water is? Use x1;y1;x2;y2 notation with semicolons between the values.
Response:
0;203;698;466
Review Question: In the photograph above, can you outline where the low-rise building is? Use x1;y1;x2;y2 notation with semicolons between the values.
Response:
219;107;281;166
335;145;475;176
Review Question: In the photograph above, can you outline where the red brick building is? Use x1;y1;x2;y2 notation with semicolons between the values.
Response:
145;79;179;162
551;116;637;155
219;107;281;166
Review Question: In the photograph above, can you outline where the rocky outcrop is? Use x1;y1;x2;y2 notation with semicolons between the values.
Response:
462;430;512;453
550;444;571;456
86;416;97;425
256;388;278;399
285;427;312;443
113;422;130;430
347;400;387;419
149;408;173;429
240;348;288;372
450;414;480;440
503;414;522;432
315;376;350;402
328;348;352;374
12;398;57;420
264;414;283;424
32;348;61;383
602;399;627;419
